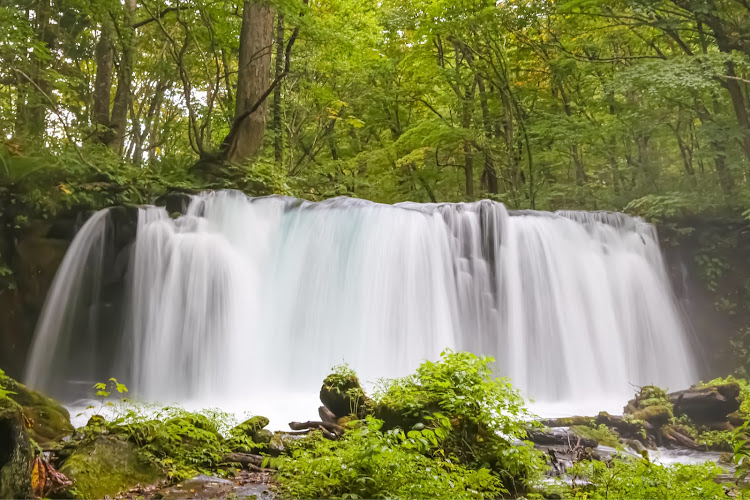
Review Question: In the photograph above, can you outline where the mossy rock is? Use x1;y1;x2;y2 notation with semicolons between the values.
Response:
624;385;673;415
251;429;273;445
0;398;33;500
320;368;371;419
630;405;673;427
0;372;73;445
230;416;269;437
569;425;621;448
60;437;165;499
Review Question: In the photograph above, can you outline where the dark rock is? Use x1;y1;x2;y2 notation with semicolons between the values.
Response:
668;383;741;422
155;192;195;216
0;397;33;499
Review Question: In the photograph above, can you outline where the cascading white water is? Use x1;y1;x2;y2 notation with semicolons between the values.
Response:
25;191;696;424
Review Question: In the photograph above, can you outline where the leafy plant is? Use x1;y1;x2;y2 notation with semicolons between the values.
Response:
275;416;504;499
560;456;725;499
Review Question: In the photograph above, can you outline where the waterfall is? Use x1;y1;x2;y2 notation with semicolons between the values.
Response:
25;191;696;420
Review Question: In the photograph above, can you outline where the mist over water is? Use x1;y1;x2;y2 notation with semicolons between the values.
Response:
25;191;696;424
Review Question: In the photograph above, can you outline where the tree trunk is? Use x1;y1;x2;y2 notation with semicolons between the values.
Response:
477;77;498;194
225;1;274;163
109;0;137;154
273;13;285;164
93;25;114;144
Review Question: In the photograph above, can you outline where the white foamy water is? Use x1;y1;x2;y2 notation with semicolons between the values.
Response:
26;192;696;427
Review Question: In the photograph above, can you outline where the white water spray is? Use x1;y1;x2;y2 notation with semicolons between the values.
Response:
25;191;696;423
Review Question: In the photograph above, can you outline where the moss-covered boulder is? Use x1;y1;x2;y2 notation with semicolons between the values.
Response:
320;365;371;419
60;437;165;499
630;405;673;427
0;371;73;445
230;416;269;437
0;397;33;499
624;386;674;427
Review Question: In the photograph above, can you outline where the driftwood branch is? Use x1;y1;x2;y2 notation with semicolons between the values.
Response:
222;453;276;472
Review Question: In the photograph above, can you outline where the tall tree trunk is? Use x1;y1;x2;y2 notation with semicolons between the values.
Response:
463;85;475;200
273;13;284;164
225;1;274;163
109;0;137;154
93;25;114;144
477;77;498;194
16;0;53;141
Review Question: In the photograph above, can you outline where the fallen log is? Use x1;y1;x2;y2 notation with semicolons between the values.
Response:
289;421;344;435
222;453;276;471
668;383;740;422
319;406;338;424
528;429;598;450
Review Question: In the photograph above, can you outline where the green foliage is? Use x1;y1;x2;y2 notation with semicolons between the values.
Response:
275;416;505;499
560;457;725;499
79;397;267;481
372;350;546;491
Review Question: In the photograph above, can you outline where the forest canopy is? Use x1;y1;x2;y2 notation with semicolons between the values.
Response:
1;0;750;216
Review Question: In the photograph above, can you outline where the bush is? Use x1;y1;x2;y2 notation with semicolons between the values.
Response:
84;404;265;481
371;350;546;493
560;457;725;499
275;417;504;499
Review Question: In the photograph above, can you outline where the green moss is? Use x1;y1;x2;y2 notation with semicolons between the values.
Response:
631;405;673;425
60;437;165;499
0;369;73;445
320;363;369;418
230;416;269;436
570;424;621;447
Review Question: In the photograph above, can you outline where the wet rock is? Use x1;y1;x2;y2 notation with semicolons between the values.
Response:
668;382;740;422
0;371;73;445
0;397;33;499
155;192;196;216
60;437;165;499
156;471;273;500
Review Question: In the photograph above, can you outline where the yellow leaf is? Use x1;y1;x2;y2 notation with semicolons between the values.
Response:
59;184;71;195
31;457;46;498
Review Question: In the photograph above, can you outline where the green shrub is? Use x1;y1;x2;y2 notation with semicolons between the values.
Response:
86;404;265;481
371;350;547;492
275;416;504;499
560;457;725;499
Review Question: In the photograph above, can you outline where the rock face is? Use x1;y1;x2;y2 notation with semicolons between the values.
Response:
668;382;741;422
0;397;33;500
59;437;165;499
